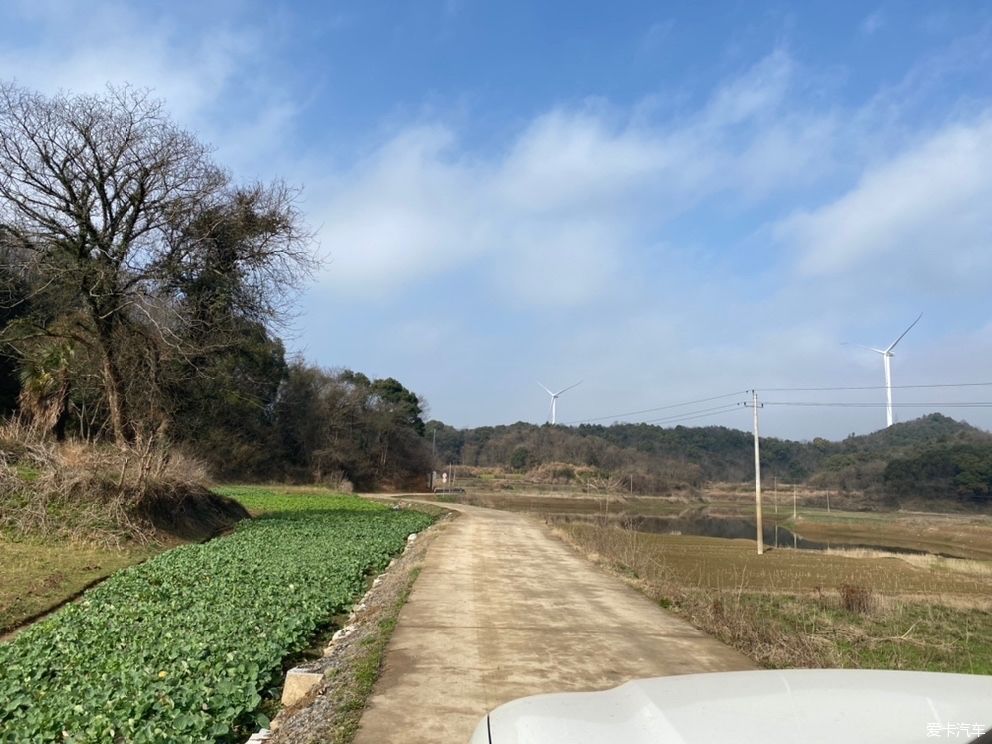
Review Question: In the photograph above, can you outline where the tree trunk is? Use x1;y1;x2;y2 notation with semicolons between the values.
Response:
52;379;70;442
97;325;133;446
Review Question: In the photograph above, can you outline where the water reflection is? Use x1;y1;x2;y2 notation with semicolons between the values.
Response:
555;510;964;558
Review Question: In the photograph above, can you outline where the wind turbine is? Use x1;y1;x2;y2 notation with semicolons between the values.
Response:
847;314;922;428
538;381;582;425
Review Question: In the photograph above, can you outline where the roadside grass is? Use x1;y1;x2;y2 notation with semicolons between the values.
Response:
0;538;158;635
556;522;992;674
715;593;992;674
327;567;421;744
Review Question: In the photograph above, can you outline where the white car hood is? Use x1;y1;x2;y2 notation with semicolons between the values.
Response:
472;669;992;743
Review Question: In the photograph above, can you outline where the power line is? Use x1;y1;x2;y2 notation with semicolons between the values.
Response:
563;390;748;425
759;381;992;392
642;403;745;425
762;401;992;408
554;381;992;428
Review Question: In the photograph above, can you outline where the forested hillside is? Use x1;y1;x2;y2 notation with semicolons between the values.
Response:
430;414;992;506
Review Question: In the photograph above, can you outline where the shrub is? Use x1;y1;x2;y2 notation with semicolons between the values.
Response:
0;421;242;545
839;583;875;614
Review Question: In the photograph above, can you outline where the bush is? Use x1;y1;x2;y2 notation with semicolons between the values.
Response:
0;421;243;545
839;584;874;614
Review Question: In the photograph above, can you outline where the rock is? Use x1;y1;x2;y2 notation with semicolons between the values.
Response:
332;625;355;642
281;668;324;707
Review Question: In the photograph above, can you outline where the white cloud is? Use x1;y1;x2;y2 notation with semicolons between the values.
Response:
310;50;839;307
496;110;679;215
0;1;295;177
860;10;885;36
701;49;793;128
639;20;675;54
781;114;992;287
311;126;487;291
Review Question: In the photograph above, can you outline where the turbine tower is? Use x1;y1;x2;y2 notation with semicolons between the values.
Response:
538;381;581;425
849;314;922;428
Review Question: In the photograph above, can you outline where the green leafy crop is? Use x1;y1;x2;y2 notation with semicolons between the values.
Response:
0;493;431;743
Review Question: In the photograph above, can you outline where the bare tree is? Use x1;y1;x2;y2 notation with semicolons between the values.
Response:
0;82;315;444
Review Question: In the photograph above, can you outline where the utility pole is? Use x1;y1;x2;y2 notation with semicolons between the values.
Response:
750;389;764;555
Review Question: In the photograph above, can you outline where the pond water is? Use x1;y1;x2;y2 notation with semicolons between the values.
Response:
557;511;966;558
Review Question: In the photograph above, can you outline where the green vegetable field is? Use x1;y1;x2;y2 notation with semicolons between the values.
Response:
0;490;432;743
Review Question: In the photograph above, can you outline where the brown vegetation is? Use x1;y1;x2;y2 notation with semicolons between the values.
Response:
554;521;992;673
0;420;246;546
838;584;874;614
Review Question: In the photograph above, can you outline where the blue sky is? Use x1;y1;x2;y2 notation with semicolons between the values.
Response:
3;1;992;439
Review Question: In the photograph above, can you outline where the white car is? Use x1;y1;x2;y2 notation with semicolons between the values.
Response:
470;669;992;743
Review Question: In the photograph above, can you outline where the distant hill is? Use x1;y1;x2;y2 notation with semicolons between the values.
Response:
429;414;992;507
807;414;992;494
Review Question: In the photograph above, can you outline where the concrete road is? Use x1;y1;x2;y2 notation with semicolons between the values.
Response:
354;503;755;744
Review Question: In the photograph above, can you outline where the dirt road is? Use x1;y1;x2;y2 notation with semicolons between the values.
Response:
354;503;754;743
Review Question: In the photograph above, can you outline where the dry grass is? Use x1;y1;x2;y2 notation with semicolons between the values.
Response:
554;521;992;673
838;584;874;614
0;420;238;547
825;546;992;577
555;523;992;596
0;422;253;637
791;510;992;561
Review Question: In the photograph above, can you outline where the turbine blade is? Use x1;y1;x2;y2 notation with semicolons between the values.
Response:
556;380;583;395
842;343;885;355
885;313;922;353
537;382;554;396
